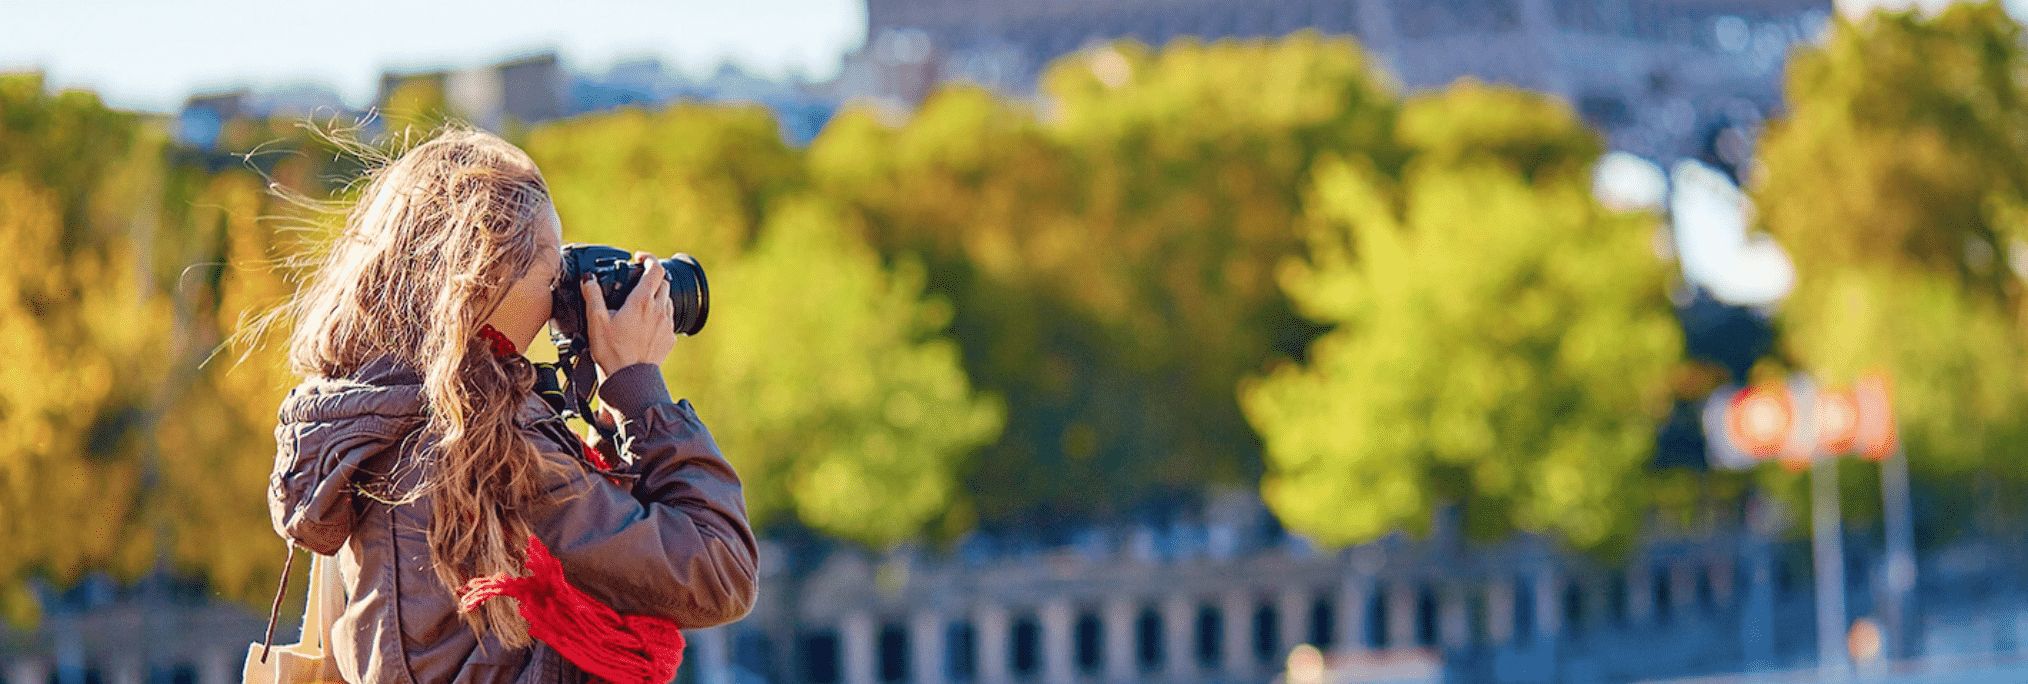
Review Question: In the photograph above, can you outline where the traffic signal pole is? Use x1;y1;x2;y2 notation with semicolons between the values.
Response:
1811;455;1852;681
1787;376;1853;682
1880;446;1918;660
1712;373;1906;677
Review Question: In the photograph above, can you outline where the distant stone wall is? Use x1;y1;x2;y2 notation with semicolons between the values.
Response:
2;601;262;684
5;527;2024;684
724;521;1809;684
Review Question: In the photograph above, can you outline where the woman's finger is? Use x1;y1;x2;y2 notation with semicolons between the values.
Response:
651;262;672;307
633;259;667;315
653;264;675;326
578;274;609;331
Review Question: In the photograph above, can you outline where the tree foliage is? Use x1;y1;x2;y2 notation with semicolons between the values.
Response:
523;103;800;262
677;197;1003;545
379;77;465;140
1757;2;2028;493
810;34;1398;531
152;168;305;603
525;107;1002;547
0;76;176;623
1242;83;1683;551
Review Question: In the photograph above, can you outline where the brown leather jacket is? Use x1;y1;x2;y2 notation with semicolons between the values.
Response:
268;358;759;684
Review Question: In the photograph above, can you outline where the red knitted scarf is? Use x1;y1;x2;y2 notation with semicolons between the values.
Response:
460;534;687;684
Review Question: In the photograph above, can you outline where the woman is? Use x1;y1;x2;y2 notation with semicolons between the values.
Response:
267;127;758;683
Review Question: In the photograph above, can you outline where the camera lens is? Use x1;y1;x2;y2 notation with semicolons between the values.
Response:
663;253;708;336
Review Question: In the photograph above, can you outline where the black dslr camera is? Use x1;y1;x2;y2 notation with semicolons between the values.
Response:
550;243;710;343
537;244;709;441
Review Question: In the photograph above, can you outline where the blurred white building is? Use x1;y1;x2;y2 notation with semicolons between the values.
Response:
376;52;570;132
839;0;1830;162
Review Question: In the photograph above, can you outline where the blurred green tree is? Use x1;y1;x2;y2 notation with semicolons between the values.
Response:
524;103;801;262
0;76;176;624
1242;82;1682;551
1756;2;2028;510
154;168;306;604
527;107;1002;546
676;196;1004;545
810;33;1398;532
379;76;465;141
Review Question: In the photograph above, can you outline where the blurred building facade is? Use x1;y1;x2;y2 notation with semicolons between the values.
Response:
175;52;837;149
375;51;841;145
838;0;1831;163
10;493;2028;684
376;52;572;133
570;58;838;145
174;86;351;151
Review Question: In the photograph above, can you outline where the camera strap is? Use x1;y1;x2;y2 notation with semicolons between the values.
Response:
557;345;623;450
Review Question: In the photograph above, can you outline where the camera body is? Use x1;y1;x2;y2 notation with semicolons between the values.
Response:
540;243;708;441
549;243;710;344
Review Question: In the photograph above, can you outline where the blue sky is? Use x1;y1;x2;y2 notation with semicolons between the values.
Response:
0;0;865;113
4;0;2023;115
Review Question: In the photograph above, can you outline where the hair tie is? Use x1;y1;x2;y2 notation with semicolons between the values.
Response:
477;324;519;357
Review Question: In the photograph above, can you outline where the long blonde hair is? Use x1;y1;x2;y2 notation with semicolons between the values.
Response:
287;126;555;646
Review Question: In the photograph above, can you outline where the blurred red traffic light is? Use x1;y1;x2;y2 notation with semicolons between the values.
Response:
1854;374;1897;462
1816;388;1859;456
1727;385;1793;459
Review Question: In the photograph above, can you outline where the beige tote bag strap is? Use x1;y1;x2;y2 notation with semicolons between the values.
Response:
304;552;344;653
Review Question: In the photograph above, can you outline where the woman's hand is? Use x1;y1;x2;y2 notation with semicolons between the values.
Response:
580;253;679;381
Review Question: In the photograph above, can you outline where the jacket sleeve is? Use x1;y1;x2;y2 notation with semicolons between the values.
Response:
527;363;760;628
